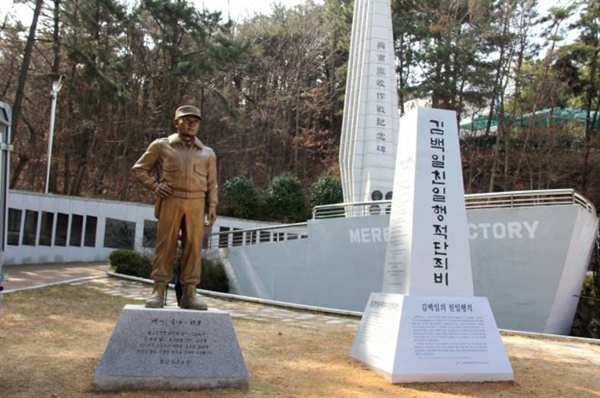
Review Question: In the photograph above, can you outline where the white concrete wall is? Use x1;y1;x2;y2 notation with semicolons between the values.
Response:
4;190;278;265
212;205;597;335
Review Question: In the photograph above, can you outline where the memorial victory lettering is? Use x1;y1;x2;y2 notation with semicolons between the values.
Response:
349;221;539;244
468;221;539;239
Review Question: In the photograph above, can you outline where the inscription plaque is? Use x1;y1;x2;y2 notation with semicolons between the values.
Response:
94;305;249;391
351;293;513;382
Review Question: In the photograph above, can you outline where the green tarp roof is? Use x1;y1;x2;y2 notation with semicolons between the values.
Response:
460;108;599;131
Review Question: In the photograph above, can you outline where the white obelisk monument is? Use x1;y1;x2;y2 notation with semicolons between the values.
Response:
350;107;514;383
339;0;399;205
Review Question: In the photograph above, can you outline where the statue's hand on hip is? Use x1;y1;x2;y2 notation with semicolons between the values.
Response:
155;182;173;198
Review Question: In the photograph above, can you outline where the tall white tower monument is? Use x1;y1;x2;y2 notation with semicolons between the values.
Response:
339;0;399;204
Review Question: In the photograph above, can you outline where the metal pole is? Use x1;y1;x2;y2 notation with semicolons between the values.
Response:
45;93;57;194
45;76;63;194
0;101;13;313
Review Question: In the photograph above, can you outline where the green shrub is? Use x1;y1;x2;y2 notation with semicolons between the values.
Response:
200;258;229;293
309;173;343;207
171;248;229;294
223;176;261;219
108;249;152;278
265;172;309;222
110;248;229;294
572;274;600;338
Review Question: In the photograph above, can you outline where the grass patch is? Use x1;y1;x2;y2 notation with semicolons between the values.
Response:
1;284;599;398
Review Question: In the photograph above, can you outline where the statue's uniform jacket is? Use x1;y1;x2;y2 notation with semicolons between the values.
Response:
132;133;218;286
132;133;218;205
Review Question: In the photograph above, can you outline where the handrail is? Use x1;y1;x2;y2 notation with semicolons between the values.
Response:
311;199;392;219
313;189;597;219
206;222;308;250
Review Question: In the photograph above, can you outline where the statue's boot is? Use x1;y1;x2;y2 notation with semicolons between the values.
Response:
180;284;208;310
145;282;167;308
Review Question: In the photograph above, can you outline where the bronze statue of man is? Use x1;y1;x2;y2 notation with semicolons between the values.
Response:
132;105;218;310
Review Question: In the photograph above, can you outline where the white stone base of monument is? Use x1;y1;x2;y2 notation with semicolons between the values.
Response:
350;293;514;383
93;305;249;391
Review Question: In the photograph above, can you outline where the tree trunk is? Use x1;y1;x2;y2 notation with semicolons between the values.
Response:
10;0;44;142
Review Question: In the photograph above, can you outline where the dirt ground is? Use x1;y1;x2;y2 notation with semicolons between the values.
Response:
1;284;599;398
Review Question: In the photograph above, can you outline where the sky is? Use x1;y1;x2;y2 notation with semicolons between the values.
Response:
0;0;316;23
0;0;574;25
0;0;579;43
192;0;317;21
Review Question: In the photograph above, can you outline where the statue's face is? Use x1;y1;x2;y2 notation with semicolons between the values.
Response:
176;116;200;139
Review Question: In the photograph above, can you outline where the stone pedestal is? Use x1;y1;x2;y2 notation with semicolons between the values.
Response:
93;305;249;391
351;293;513;382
